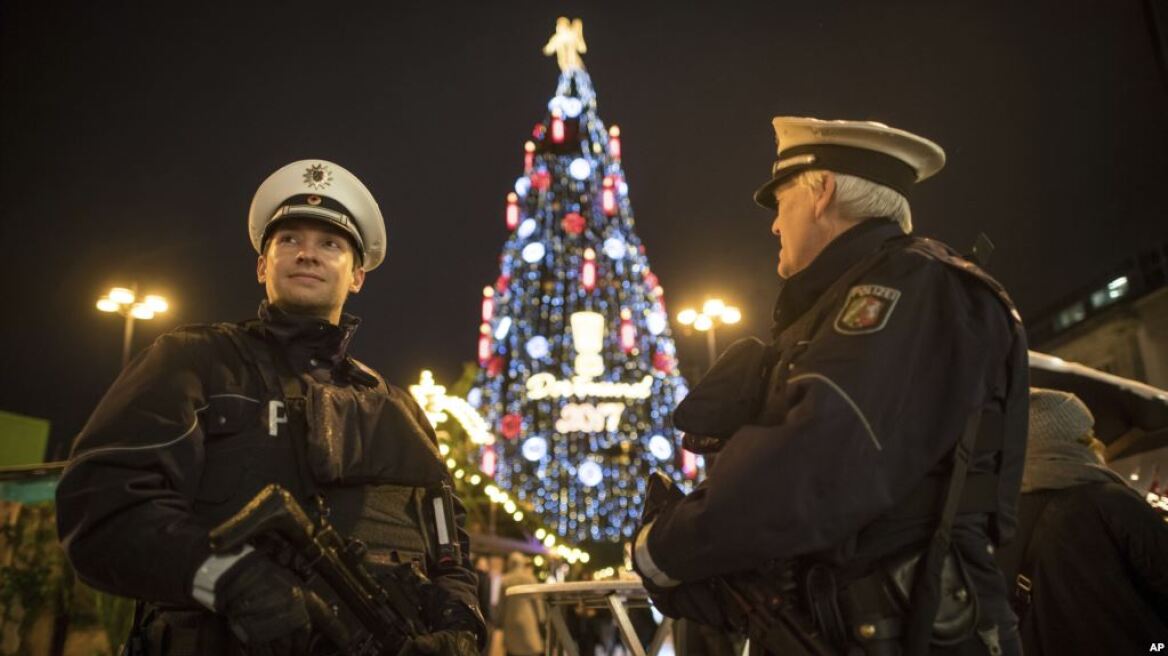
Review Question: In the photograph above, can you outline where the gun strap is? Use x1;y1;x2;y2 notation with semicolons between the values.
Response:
902;408;981;656
216;323;320;503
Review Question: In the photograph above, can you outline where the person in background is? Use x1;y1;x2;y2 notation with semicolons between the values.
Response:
496;552;545;656
995;388;1168;654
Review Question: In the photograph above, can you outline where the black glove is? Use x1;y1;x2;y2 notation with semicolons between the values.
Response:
214;552;312;651
642;471;683;526
418;581;487;649
397;629;479;656
645;578;741;632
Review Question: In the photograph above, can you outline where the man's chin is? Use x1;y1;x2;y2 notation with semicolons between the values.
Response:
271;297;335;320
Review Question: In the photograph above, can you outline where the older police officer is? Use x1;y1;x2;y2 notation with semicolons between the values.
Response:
57;160;485;655
635;119;1029;655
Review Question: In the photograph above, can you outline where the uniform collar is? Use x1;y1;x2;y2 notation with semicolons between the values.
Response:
771;218;904;334
253;300;360;367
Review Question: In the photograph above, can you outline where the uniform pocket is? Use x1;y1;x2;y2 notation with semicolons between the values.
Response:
195;394;262;504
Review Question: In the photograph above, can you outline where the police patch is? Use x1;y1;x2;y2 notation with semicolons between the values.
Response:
834;284;901;335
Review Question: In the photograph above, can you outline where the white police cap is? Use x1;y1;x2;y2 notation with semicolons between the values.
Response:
753;117;946;209
248;159;387;271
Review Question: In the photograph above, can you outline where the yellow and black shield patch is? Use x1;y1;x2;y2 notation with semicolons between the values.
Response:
834;284;901;335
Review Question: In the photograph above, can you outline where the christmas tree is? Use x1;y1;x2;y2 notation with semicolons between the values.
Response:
467;18;696;544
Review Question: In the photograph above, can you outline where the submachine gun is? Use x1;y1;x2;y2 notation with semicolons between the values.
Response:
210;484;429;656
643;473;834;656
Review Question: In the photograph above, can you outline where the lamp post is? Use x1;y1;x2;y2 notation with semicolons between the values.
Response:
676;298;742;371
96;285;168;368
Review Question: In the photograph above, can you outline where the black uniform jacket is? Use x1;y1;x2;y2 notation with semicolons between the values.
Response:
996;482;1168;655
648;220;1027;606
56;303;479;613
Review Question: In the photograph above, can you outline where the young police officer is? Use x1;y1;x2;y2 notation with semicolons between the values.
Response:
634;118;1029;655
57;160;486;655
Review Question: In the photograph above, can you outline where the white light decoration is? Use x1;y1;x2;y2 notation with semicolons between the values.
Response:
569;311;606;378
527;372;654;400
408;370;496;445
494;317;512;340
578;461;603;487
647;311;667;336
556;402;626;433
568;158;592;181
603;236;627;260
466;388;482;408
649;434;674;461
522;436;548;462
525;335;550;359
618;181;629;196
561;97;583;118
514;177;531;196
522;242;546;263
517;218;538;239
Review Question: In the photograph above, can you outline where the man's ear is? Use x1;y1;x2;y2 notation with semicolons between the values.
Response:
256;255;267;284
349;266;366;294
813;171;836;219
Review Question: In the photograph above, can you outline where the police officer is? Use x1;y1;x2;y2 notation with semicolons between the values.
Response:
633;118;1029;655
56;160;486;654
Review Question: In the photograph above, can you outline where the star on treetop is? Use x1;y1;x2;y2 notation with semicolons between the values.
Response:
543;17;587;72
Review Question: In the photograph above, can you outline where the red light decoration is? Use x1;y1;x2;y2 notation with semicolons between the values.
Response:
477;324;491;365
531;171;552;191
620;308;636;353
505;193;519;230
644;270;660;291
682;449;698;479
532;123;546;140
581;248;597;292
523;141;535;173
486;355;505;377
481;448;497;476
602;176;617;216
481;287;495;322
551;110;565;144
495;273;510;293
500;413;523;440
653;352;674;373
608;125;622;159
561;212;585;235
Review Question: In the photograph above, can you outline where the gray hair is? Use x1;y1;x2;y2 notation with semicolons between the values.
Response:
795;171;913;233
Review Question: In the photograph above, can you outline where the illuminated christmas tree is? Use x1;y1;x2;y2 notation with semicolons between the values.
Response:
467;18;696;544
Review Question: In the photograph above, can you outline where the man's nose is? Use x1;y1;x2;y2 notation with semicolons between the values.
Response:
771;214;781;237
295;243;321;262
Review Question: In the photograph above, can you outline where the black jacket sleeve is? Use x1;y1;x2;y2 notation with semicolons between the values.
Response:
55;329;214;605
647;250;1015;582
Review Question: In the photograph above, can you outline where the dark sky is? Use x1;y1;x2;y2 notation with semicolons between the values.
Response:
3;0;1167;456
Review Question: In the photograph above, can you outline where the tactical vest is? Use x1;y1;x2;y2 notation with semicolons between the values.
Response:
196;322;451;573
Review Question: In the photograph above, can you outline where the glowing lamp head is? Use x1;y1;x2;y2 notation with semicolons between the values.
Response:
107;287;135;305
677;308;697;326
702;298;726;318
143;295;168;313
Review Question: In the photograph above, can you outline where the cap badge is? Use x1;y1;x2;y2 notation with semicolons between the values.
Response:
834;284;901;335
307;195;322;206
303;163;333;190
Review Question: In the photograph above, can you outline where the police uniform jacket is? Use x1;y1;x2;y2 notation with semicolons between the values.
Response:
56;302;480;620
646;219;1028;632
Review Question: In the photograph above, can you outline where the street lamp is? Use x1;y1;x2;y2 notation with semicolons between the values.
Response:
676;298;741;370
96;285;168;368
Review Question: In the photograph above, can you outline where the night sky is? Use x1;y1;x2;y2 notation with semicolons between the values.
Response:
3;1;1166;457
